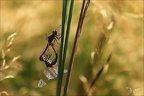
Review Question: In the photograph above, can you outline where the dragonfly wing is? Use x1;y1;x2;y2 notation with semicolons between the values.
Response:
48;67;57;78
52;65;67;74
38;79;47;87
43;66;59;80
43;69;55;79
38;66;67;87
52;66;58;75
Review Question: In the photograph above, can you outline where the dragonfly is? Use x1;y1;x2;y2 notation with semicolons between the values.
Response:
39;44;58;67
47;25;61;46
38;25;67;87
38;65;67;87
39;25;61;63
38;52;67;87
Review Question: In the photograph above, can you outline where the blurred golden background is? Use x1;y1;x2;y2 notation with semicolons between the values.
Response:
0;1;143;96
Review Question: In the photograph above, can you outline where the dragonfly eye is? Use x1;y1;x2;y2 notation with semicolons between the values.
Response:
52;31;57;35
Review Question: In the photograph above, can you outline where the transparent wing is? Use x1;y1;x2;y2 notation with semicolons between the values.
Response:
38;79;47;87
38;65;67;87
43;67;57;79
55;25;61;34
54;33;61;46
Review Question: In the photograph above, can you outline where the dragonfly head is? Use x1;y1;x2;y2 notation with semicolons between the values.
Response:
52;31;57;35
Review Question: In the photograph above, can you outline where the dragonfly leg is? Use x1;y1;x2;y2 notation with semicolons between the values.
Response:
54;38;60;45
51;44;57;54
56;35;61;40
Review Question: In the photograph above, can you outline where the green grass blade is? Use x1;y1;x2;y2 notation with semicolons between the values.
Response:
56;0;69;96
62;0;74;94
63;0;90;95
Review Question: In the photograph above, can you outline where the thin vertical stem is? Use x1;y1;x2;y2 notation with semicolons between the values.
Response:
63;0;90;95
56;0;69;95
62;0;74;93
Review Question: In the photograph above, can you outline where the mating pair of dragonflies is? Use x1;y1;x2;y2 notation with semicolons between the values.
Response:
38;25;67;87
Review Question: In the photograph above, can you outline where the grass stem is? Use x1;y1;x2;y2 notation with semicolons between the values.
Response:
63;0;90;95
56;0;74;95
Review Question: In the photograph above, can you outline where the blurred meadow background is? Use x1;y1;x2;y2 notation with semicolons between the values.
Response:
0;0;143;96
